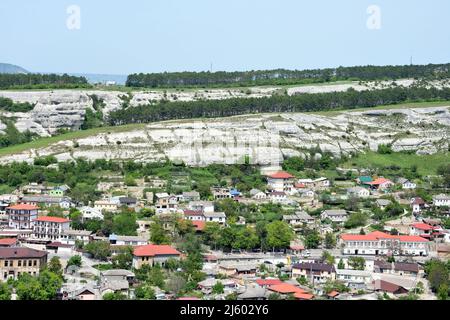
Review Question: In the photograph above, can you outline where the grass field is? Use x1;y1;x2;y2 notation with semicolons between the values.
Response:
342;151;449;176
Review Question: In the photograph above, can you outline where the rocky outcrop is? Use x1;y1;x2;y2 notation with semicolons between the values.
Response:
0;106;448;166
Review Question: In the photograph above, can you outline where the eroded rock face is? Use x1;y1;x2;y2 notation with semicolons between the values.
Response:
0;106;448;166
2;78;448;137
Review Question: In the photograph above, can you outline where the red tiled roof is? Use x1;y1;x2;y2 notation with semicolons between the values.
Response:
0;247;47;259
0;238;17;246
34;216;70;223
192;221;206;231
341;231;429;243
268;283;306;294
367;178;392;186
7;204;38;210
294;292;314;300
295;183;306;189
412;197;425;205
133;244;181;257
327;290;340;297
411;223;433;231
256;279;283;286
267;171;294;179
183;210;204;216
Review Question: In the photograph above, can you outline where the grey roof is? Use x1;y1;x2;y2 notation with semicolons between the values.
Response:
250;189;263;196
182;191;200;197
322;209;348;217
101;269;135;277
102;279;130;291
204;212;226;218
21;195;72;203
376;199;392;206
62;229;92;236
433;194;450;200
238;286;268;299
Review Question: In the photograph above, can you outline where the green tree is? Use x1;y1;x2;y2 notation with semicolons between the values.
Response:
337;258;345;269
112;246;133;269
304;230;321;249
150;218;171;244
321;251;335;265
0;282;11;300
212;281;225;295
135;284;156;300
266;221;294;250
438;284;449;300
84;241;111;261
67;255;82;268
425;260;449;292
103;292;128;300
324;232;336;249
48;256;63;275
348;257;366;270
344;212;367;229
112;212;138;236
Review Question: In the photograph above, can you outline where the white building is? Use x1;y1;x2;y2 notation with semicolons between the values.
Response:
79;206;104;221
347;187;370;198
188;201;215;213
321;210;348;223
433;194;450;207
203;212;226;225
94;199;119;212
266;171;295;193
33;216;71;241
398;178;417;190
268;192;287;203
61;229;92;245
335;269;372;289
340;231;429;256
6;204;39;230
250;189;267;200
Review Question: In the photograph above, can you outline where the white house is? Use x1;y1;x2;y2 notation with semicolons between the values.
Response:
250;189;267;200
61;229;92;245
433;194;450;207
188;201;215;213
398;178;417;190
79;206;104;221
283;211;314;225
321;210;348;223
32;216;71;241
411;197;426;214
268;191;287;203
266;171;294;193
335;269;372;289
340;231;429;256
203;212;226;225
94;199;119;212
347;187;370;198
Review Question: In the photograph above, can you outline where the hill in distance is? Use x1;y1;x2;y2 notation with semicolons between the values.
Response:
0;63;28;74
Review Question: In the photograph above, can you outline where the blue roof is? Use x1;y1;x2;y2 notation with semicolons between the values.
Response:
230;189;241;196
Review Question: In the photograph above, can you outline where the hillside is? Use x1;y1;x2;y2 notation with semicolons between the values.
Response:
0;104;448;166
0;63;28;74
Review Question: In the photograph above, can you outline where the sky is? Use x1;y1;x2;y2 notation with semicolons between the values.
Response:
1;0;449;75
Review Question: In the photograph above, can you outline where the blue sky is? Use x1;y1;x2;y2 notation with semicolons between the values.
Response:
1;0;449;74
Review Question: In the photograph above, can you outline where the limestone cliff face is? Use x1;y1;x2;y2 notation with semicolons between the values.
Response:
1;79;441;136
0;106;448;166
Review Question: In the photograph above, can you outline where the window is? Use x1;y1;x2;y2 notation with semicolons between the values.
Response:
28;260;32;267
4;261;8;267
33;260;37;266
18;260;22;267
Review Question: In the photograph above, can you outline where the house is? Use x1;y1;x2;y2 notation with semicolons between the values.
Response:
198;278;238;294
181;191;200;202
119;197;138;208
393;262;420;276
255;278;283;288
365;178;394;191
397;178;416;190
410;223;435;238
33;216;71;241
411;197;426;214
183;210;205;222
267;283;313;300
0;238;18;247
94;200;119;212
79;206;104;221
266;171;295;193
335;269;372;289
376;199;392;210
60;229;92;245
101;269;135;286
283;211;314;226
268;191;287;203
191;221;206;232
188;201;215;213
22;183;50;195
73;287;98;300
211;187;233;200
321;209;348;223
0;247;48;280
250;189;267;200
7;204;39;230
297;189;315;198
203;212;226;225
313;177;331;189
357;176;373;185
347;186;370;198
20;195;73;209
372;279;408;295
433;194;450;207
238;286;268;300
340;231;429;256
109;234;148;246
291;263;336;284
132;244;181;269
373;260;392;273
155;193;179;214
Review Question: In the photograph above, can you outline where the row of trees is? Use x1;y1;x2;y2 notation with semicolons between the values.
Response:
126;63;450;88
108;86;450;126
0;73;90;89
0;97;35;112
